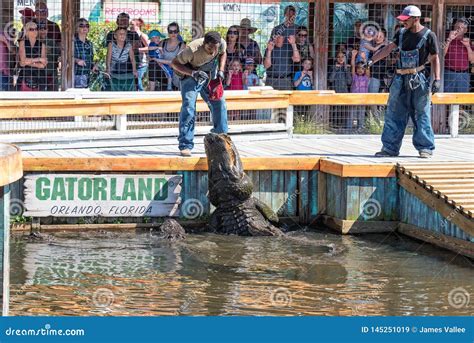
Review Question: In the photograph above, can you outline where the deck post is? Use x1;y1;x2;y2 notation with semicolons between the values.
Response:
115;114;128;131
286;105;294;136
0;185;10;316
449;104;459;138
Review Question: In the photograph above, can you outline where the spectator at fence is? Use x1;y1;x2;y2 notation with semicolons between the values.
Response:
34;0;61;44
367;5;440;158
106;28;137;91
264;34;300;90
356;25;378;63
226;59;244;90
225;25;244;68
148;30;173;91
158;22;186;90
38;22;60;91
18;21;46;91
74;18;96;89
294;58;313;90
0;32;12;91
105;13;140;46
239;18;262;65
328;52;351;93
243;58;259;89
171;31;228;157
349;50;369;129
296;26;314;60
271;5;297;39
368;28;388;93
18;7;36;41
129;18;149;91
295;26;314;72
444;19;474;93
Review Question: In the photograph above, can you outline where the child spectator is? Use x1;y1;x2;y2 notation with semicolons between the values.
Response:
148;30;173;91
226;59;244;90
328;52;352;93
74;18;96;89
243;57;259;89
293;58;313;90
356;25;377;63
349;49;370;129
106;28;137;91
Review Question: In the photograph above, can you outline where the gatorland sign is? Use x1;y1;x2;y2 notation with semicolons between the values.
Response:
24;174;182;217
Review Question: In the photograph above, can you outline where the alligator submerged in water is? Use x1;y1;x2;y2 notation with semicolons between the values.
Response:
204;133;284;236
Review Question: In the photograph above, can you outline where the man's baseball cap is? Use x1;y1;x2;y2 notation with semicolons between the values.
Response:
397;5;422;21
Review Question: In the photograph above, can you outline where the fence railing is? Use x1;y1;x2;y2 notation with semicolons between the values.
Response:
0;90;472;139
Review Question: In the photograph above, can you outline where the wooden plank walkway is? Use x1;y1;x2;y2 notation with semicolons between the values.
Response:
397;162;474;220
20;135;473;162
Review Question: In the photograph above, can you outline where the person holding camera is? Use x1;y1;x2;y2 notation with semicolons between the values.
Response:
171;31;228;157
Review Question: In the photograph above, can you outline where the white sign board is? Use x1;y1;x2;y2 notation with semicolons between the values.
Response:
103;1;160;23
24;174;182;217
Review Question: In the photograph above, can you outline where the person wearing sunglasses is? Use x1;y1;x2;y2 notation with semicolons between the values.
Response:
294;26;314;74
155;22;186;90
34;0;61;44
18;21;47;91
225;25;244;70
74;18;97;89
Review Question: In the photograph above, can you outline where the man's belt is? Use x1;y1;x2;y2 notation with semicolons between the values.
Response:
445;68;469;73
396;66;425;75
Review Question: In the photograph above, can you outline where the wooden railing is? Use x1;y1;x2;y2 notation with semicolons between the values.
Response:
0;90;472;137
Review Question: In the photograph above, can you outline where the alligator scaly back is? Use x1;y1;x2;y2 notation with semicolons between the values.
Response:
204;133;283;236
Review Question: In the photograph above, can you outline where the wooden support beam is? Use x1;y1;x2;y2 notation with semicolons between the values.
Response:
321;215;398;234
320;159;395;178
192;0;205;39
398;223;474;259
22;157;321;172
62;0;75;90
0;186;10;316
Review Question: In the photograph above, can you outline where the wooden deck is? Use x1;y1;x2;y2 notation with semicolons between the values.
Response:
20;135;473;177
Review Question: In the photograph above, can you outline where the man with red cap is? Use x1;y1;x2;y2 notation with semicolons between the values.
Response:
366;5;440;158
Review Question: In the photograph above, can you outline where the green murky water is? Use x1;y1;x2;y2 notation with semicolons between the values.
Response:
9;229;473;316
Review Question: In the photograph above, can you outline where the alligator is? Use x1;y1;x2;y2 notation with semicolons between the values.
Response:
204;133;284;236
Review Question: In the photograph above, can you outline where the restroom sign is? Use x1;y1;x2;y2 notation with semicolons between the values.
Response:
24;174;182;217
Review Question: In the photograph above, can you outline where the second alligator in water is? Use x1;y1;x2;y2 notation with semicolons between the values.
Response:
204;133;284;236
